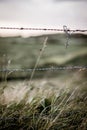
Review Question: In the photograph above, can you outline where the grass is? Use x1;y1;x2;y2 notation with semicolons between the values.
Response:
0;82;87;130
0;33;87;130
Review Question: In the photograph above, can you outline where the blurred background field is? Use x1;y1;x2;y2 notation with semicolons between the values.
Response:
0;33;87;130
0;33;87;79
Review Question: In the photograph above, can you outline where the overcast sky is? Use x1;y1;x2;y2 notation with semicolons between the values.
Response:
0;0;87;37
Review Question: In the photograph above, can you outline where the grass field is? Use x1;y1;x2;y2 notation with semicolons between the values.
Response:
0;33;87;130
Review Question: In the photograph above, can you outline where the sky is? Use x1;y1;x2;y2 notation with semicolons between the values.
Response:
0;0;87;37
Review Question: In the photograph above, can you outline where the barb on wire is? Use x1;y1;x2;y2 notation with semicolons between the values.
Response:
63;25;71;48
0;26;87;32
0;66;87;73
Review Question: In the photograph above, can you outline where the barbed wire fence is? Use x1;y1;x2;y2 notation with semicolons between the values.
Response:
0;26;87;74
0;26;87;32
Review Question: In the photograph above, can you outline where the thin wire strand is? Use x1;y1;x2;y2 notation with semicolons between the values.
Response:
0;27;87;32
0;66;87;72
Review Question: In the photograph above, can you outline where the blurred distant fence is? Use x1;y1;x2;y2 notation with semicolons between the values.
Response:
0;66;87;73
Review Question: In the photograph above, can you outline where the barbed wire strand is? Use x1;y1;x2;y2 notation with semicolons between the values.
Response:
0;66;87;72
0;27;87;32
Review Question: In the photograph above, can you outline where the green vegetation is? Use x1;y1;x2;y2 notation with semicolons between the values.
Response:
0;33;87;79
0;83;87;130
0;33;87;129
